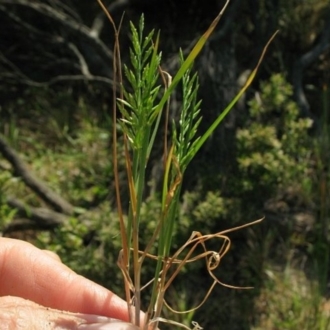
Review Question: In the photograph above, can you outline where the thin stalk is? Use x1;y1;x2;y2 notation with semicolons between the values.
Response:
96;0;132;316
132;139;150;326
161;187;181;257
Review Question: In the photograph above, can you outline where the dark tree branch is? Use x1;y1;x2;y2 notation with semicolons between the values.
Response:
0;51;40;86
67;41;91;76
0;134;74;215
292;14;330;117
6;197;66;228
44;74;114;86
0;0;114;87
0;0;112;59
2;218;58;235
46;0;82;23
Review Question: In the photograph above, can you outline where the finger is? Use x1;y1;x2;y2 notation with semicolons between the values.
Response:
0;296;139;330
78;322;140;329
0;238;130;322
42;250;62;262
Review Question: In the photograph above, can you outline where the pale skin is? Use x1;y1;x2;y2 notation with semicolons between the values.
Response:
0;237;141;329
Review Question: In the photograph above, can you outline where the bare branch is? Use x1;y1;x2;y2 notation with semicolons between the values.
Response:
0;0;111;58
2;218;57;235
45;74;114;86
0;134;74;215
67;42;91;76
0;52;40;86
6;197;66;228
0;0;115;87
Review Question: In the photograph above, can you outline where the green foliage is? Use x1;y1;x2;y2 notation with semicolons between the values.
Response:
181;190;229;231
0;184;17;233
237;74;313;194
172;52;202;171
119;16;162;151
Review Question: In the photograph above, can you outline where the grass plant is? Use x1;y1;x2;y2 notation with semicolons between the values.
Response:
96;0;278;328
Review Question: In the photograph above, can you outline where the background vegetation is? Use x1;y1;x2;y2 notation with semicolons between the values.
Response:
0;1;329;329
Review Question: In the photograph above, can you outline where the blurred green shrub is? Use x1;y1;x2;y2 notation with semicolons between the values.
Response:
236;74;313;197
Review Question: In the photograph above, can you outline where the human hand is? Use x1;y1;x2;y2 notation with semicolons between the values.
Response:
0;237;141;329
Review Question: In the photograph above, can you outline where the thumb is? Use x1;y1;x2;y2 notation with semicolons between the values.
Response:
0;296;139;329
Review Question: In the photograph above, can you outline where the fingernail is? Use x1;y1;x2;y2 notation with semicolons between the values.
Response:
78;321;140;330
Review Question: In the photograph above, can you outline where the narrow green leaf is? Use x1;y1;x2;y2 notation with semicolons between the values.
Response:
187;31;280;164
151;0;231;122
